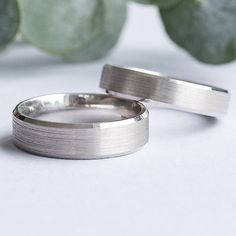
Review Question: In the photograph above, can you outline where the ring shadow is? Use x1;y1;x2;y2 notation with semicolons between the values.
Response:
149;107;219;140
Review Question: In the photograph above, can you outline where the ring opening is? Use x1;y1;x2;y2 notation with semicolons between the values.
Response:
16;94;144;124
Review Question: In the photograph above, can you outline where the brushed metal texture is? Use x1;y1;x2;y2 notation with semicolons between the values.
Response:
13;94;149;159
100;65;230;117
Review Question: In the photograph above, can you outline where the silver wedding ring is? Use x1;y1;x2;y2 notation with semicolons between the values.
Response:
12;64;230;159
100;65;230;117
13;93;149;159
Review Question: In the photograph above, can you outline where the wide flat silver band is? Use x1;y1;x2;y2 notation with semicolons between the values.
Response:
100;65;230;117
13;93;149;159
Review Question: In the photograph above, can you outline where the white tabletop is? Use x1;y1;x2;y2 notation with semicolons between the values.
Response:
0;3;236;236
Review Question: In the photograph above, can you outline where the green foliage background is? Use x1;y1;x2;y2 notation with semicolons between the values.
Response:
1;0;235;64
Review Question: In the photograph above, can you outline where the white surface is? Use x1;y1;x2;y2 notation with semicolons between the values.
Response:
0;3;236;236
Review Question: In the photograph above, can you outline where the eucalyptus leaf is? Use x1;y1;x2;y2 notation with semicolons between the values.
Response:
65;0;127;62
161;0;236;64
0;0;19;49
18;0;127;61
134;0;182;9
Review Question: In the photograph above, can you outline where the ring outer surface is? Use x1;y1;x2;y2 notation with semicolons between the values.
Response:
12;93;149;160
100;65;230;117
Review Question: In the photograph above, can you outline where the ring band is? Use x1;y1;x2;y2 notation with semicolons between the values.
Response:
13;93;149;159
100;65;230;117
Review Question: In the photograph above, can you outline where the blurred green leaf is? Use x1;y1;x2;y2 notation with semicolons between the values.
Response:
0;0;19;49
65;0;127;62
18;0;127;61
134;0;182;9
161;0;236;64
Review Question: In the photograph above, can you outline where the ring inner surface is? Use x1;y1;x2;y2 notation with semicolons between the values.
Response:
17;94;143;124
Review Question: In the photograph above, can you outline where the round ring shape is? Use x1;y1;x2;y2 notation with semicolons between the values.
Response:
100;65;230;117
13;93;149;159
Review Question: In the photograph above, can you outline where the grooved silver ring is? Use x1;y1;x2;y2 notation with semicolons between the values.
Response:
100;65;230;117
13;93;149;159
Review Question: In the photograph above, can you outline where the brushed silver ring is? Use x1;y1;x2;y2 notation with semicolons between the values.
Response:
100;65;230;117
13;93;149;159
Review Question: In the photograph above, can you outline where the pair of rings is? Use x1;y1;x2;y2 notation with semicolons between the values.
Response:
13;65;230;159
